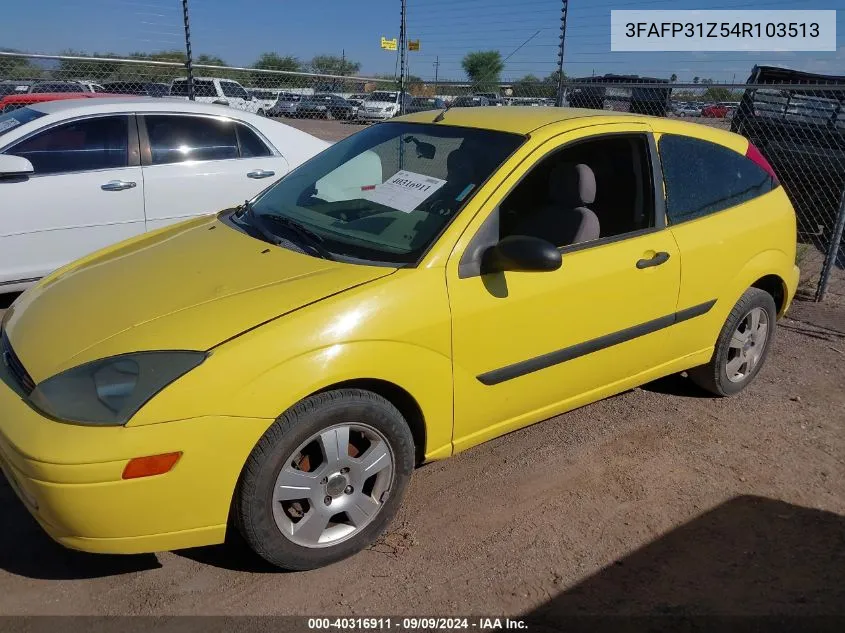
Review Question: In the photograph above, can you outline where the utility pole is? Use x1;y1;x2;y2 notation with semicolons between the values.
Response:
433;56;440;96
341;48;346;91
181;0;194;100
556;0;569;107
399;0;407;114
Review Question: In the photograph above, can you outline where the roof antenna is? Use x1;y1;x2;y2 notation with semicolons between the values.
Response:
434;28;541;122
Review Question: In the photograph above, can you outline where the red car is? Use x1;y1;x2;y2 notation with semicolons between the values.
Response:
701;104;729;118
0;92;130;113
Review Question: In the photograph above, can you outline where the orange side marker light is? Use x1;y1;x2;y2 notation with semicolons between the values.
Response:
122;452;182;480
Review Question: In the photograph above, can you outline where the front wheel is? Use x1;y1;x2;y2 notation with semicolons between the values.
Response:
234;389;415;570
688;288;777;396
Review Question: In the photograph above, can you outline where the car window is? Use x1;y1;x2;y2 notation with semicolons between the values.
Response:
236;124;272;158
369;92;398;102
499;134;654;248
249;121;524;264
170;80;217;98
0;107;47;139
145;115;238;165
659;134;775;224
7;116;128;175
220;81;249;99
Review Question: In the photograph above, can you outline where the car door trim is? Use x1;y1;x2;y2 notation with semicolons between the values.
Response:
0;276;41;288
476;299;717;386
0;112;141;176
137;112;280;167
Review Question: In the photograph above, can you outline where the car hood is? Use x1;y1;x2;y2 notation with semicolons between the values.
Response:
3;214;395;381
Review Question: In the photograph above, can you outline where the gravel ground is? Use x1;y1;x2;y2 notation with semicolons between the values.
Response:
0;296;842;620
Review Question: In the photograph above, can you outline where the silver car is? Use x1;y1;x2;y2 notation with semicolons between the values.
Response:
268;93;303;117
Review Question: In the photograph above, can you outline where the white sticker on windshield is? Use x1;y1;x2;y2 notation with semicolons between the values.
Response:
0;119;21;134
361;170;447;213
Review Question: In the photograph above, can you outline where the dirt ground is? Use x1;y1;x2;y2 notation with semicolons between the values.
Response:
0;292;843;621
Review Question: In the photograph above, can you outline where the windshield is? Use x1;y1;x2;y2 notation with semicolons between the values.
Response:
248;122;524;265
0;107;46;137
368;91;399;103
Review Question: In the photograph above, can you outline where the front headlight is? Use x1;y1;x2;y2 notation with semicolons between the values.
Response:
30;351;207;426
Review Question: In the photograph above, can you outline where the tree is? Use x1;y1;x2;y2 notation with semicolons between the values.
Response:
0;48;43;80
670;73;678;82
703;86;740;102
310;55;361;77
693;76;700;84
57;49;121;80
251;52;302;88
461;50;504;92
511;74;542;97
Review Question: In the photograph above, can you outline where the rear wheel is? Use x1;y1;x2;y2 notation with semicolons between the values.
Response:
689;288;776;396
235;389;414;570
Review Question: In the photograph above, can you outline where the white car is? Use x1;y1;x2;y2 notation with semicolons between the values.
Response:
169;77;262;114
249;89;283;115
356;91;413;121
0;98;329;293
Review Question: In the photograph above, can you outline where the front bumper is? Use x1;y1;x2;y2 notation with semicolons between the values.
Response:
0;363;272;554
357;110;394;121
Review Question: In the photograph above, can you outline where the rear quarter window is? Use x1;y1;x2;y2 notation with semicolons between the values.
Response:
659;134;776;224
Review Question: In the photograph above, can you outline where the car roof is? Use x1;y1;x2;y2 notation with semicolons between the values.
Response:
399;106;637;133
397;106;747;143
27;97;249;116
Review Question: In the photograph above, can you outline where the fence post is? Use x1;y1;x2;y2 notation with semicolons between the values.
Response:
399;0;407;115
181;0;195;100
815;188;845;302
555;0;569;107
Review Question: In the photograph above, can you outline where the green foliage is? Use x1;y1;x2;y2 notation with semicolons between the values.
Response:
310;55;361;77
703;86;740;102
461;50;504;91
510;71;561;99
0;48;43;80
250;52;302;87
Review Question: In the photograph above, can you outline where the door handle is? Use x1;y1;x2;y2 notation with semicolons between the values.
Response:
247;169;275;179
636;251;670;269
101;180;136;191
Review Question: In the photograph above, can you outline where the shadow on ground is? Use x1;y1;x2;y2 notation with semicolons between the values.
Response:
174;529;283;574
523;495;845;632
0;475;161;580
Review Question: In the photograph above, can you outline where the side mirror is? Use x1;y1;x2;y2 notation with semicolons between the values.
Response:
482;235;562;273
0;155;34;178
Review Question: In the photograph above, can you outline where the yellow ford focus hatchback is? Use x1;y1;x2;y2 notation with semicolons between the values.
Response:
0;107;798;570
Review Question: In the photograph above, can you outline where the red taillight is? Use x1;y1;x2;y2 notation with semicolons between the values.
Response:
745;142;779;184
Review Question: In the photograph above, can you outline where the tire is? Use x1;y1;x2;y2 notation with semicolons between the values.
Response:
234;388;415;570
257;109;266;117
688;288;777;396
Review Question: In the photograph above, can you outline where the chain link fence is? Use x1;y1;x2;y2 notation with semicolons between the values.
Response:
1;51;843;301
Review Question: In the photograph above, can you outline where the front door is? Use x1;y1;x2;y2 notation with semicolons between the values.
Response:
0;114;145;287
447;124;683;452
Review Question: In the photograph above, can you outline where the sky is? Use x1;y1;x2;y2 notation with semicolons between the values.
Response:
1;0;843;82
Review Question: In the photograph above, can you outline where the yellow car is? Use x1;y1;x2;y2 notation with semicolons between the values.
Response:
0;108;798;570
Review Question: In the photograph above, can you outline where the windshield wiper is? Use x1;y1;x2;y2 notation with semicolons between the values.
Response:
260;213;335;261
235;200;282;246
